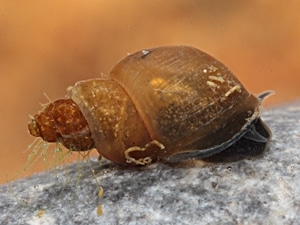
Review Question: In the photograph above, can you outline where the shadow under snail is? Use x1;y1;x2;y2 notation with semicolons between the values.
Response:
28;46;273;165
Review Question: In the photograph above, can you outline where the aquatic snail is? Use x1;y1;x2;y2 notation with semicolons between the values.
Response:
28;46;273;165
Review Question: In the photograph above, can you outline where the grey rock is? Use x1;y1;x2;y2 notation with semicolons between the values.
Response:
1;101;300;225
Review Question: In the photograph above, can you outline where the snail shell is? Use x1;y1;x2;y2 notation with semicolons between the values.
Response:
28;46;273;165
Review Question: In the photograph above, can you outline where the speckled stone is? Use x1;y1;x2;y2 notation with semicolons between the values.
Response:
1;101;300;225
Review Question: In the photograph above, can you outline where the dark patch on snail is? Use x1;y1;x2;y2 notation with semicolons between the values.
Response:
203;118;271;162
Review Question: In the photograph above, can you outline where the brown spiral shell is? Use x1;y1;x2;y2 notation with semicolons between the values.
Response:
28;46;273;165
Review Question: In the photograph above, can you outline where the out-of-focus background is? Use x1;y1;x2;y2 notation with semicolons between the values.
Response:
1;0;299;183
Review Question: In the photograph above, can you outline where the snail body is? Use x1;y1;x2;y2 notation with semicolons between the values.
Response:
28;46;272;165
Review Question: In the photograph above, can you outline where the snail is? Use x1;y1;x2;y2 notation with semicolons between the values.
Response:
28;46;273;165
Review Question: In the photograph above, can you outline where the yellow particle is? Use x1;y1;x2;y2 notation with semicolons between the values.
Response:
124;140;165;165
224;85;241;97
208;65;218;73
208;75;225;83
207;81;217;87
36;209;45;218
97;204;103;216
98;187;104;198
150;78;165;87
151;140;165;149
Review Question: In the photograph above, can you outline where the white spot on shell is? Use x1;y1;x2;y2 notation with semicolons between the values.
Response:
142;50;150;56
203;65;218;75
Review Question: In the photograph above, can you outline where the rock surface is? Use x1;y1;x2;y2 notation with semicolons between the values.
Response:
1;101;300;225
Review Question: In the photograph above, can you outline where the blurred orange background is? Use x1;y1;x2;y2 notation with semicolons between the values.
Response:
1;0;299;183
